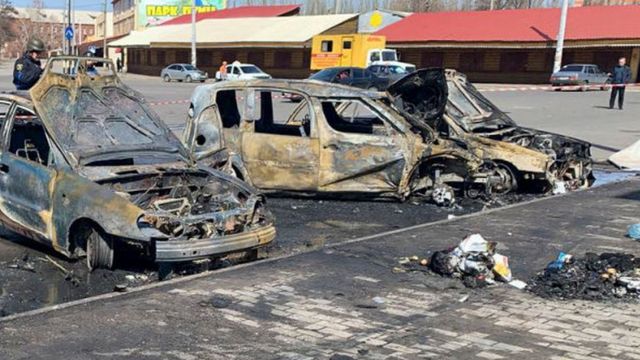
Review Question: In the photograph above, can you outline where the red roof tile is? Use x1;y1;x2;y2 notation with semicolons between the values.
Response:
159;4;301;26
376;5;640;43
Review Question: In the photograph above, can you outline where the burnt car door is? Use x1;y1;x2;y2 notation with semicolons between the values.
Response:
0;103;57;240
240;89;320;191
317;97;406;194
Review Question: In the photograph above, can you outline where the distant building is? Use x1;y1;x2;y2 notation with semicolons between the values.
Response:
110;14;359;77
159;4;300;26
376;5;640;83
1;7;100;59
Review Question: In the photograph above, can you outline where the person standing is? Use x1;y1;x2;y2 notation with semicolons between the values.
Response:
116;57;123;73
218;60;228;81
13;38;45;90
609;57;632;110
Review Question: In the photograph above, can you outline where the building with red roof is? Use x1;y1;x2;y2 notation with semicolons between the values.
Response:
376;5;640;83
159;4;301;26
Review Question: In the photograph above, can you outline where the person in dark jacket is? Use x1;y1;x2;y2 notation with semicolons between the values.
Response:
12;38;45;90
609;57;632;110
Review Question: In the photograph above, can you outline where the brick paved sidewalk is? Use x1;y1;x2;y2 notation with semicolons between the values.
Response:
1;180;640;360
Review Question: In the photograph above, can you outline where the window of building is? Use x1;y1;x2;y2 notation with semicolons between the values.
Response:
500;52;528;72
321;40;333;52
275;51;292;68
421;51;444;68
458;52;485;72
343;41;352;50
321;100;388;136
253;90;311;137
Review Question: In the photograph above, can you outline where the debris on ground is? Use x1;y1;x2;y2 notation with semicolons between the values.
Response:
527;252;640;301
628;223;640;240
400;234;518;288
6;253;36;273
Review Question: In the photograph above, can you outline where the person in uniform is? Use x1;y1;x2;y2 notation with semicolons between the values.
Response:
13;38;45;90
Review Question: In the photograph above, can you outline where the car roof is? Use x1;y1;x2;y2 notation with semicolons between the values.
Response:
194;78;385;99
563;64;597;67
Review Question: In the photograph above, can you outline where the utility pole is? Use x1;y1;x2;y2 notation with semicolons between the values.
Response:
191;0;197;67
103;0;107;58
553;0;569;73
191;0;196;67
490;0;495;10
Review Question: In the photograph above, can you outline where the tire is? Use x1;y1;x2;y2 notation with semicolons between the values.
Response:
85;227;114;271
163;75;170;82
186;75;192;83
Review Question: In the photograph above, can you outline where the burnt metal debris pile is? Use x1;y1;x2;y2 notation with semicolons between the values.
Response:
527;252;640;301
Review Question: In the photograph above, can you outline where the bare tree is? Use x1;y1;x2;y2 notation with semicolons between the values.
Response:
14;0;50;51
0;0;18;54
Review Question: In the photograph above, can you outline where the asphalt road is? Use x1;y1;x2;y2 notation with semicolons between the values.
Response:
0;61;637;317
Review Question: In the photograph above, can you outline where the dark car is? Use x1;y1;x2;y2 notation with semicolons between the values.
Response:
0;56;275;270
367;64;416;82
309;67;389;91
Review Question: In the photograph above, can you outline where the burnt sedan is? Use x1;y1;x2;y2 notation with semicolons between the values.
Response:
0;57;275;270
182;70;514;204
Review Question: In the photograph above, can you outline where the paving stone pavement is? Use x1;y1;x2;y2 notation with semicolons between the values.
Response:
1;180;640;359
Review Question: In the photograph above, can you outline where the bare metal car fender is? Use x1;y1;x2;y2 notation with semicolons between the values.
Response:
50;170;153;256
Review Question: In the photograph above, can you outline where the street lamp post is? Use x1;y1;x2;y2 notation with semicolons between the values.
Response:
553;0;569;73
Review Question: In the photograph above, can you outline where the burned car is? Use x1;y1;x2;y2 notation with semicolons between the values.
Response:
182;70;518;203
0;57;275;270
434;69;593;193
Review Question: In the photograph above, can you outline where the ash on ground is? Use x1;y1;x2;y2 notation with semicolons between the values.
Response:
527;252;640;301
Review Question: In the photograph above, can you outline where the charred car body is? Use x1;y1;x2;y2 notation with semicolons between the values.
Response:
0;57;275;270
184;70;514;203
183;68;592;202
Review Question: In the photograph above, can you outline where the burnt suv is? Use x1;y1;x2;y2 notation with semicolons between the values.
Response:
0;57;275;270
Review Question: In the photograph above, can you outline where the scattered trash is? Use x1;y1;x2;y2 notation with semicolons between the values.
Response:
628;224;640;240
552;181;567;195
432;184;455;206
447;214;456;220
419;258;429;266
425;234;513;288
7;253;36;273
528;252;640;301
372;296;385;305
458;295;469;303
125;275;136;282
509;279;527;290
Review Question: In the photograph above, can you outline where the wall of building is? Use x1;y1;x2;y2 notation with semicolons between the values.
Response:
396;46;638;83
126;47;313;78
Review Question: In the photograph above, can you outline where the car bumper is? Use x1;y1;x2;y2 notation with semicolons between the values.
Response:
154;225;276;262
551;79;581;86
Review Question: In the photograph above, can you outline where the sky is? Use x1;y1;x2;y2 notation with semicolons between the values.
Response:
11;0;108;11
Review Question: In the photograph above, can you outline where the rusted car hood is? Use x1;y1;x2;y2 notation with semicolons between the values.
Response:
386;68;448;133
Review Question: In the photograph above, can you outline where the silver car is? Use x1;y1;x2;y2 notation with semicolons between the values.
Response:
550;64;610;91
161;63;208;83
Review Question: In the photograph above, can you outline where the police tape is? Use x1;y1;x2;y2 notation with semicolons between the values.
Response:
479;82;640;92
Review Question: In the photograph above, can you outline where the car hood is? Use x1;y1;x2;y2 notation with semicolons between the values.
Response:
29;57;189;168
386;68;448;133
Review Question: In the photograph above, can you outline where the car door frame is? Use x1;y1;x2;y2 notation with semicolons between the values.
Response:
0;101;57;243
316;96;408;194
239;88;320;191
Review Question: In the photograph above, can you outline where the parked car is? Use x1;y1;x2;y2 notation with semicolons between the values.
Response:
182;68;592;202
0;56;275;270
367;63;416;82
161;63;208;83
309;67;389;91
550;64;610;90
216;61;271;81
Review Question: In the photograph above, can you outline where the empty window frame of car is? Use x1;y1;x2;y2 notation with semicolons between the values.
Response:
252;90;312;137
5;106;52;166
321;99;389;136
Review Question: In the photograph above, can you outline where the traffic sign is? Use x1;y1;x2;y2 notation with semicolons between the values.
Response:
65;26;74;41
